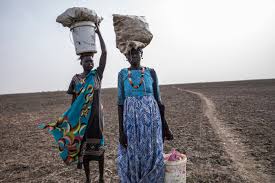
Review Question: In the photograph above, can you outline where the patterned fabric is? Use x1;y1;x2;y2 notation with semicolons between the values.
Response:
117;95;164;182
39;70;103;164
67;69;104;139
67;69;103;96
117;68;161;105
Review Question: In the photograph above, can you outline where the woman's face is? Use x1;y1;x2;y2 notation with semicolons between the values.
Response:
126;49;141;67
81;56;94;71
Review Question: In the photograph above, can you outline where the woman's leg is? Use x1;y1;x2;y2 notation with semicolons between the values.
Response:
78;137;87;169
83;160;90;183
99;155;104;182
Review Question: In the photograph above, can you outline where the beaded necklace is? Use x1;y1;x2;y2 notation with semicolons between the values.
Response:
127;67;145;89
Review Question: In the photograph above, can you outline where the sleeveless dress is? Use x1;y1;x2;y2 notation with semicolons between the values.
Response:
117;67;164;183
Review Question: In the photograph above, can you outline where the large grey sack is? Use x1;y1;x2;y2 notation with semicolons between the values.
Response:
113;14;153;54
56;7;103;28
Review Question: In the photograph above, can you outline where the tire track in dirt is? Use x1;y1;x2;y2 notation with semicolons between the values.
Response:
173;87;272;183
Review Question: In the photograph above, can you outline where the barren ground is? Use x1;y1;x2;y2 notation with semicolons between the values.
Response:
0;79;274;183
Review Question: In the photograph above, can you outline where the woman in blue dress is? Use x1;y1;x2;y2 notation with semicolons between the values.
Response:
117;48;174;183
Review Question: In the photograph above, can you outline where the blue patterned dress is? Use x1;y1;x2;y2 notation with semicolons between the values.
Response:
117;67;164;183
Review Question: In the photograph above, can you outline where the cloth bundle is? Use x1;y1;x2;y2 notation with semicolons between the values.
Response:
56;7;103;28
113;14;153;55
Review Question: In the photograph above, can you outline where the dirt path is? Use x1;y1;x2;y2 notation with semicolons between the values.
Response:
173;87;272;183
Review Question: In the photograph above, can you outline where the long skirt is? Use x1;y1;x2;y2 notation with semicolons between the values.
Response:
117;95;164;183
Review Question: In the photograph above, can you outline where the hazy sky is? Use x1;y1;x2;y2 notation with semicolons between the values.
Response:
0;0;274;94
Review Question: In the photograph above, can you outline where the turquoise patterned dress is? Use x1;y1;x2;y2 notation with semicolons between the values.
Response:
39;69;104;165
117;67;164;183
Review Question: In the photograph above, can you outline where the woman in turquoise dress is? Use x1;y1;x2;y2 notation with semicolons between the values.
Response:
40;24;106;183
117;48;173;183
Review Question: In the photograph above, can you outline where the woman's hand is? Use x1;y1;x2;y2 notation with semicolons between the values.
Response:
119;132;128;148
165;128;174;141
95;22;100;34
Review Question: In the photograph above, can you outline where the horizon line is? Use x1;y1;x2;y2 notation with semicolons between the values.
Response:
0;78;274;96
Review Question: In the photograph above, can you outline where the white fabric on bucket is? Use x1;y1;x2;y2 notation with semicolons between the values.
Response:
56;7;103;28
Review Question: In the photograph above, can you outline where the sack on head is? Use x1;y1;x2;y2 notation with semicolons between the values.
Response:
113;14;153;55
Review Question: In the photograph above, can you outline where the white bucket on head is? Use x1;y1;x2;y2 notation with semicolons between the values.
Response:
164;154;187;183
70;21;97;55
